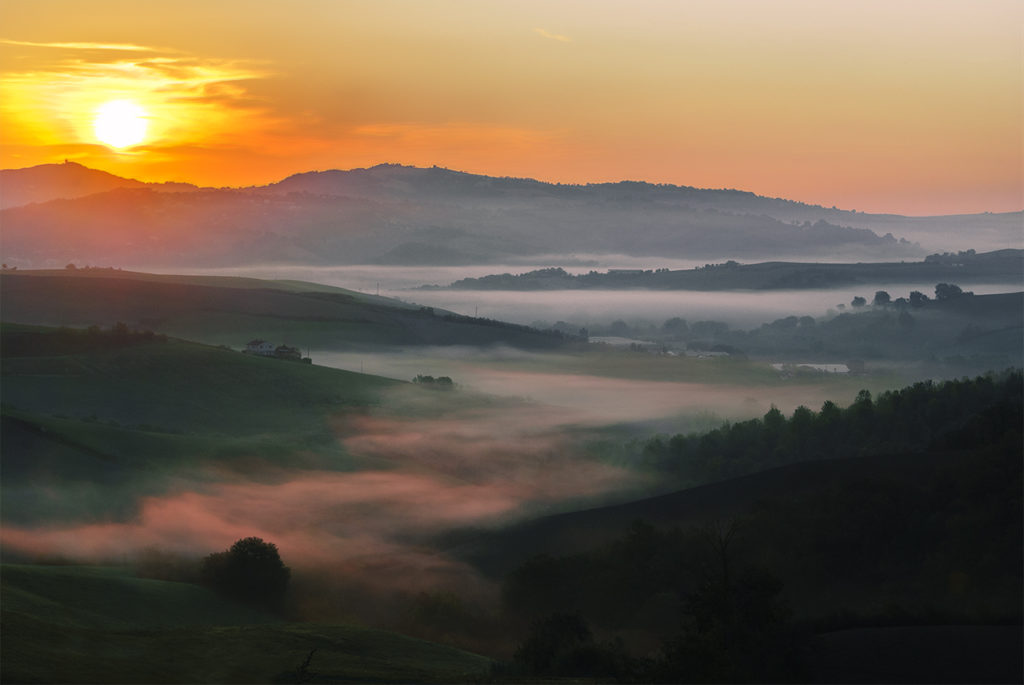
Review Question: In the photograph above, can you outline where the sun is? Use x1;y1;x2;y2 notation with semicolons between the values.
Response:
93;100;148;148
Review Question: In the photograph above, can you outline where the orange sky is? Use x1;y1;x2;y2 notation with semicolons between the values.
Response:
1;0;1021;215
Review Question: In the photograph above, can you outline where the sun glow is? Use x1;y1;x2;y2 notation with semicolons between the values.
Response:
93;100;148;148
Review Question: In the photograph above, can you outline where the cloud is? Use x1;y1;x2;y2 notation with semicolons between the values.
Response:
0;40;275;154
0;39;158;52
533;28;572;43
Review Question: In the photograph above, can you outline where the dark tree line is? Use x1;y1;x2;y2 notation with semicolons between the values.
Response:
503;372;1022;680
412;374;454;388
640;370;1022;483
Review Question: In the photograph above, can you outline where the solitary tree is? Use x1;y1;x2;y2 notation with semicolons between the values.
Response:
850;296;867;308
201;537;290;607
872;291;891;306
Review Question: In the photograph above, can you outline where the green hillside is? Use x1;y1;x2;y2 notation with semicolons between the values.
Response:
1;564;492;684
0;270;573;350
0;324;408;526
1;325;396;434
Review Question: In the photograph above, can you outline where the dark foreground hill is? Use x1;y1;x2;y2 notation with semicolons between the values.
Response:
0;269;573;350
448;373;1022;681
1;564;492;683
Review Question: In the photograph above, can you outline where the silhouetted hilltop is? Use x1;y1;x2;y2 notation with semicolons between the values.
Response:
0;161;197;210
2;162;1019;268
0;161;145;209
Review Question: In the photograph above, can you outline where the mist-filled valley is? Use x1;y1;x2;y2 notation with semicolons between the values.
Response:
2;161;1023;684
150;262;1021;330
4;0;1023;679
2;251;1021;682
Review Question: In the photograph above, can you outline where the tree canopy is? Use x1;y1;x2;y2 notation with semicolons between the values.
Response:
639;370;1022;483
201;536;290;607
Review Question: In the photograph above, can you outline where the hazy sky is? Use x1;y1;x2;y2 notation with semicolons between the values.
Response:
1;0;1020;215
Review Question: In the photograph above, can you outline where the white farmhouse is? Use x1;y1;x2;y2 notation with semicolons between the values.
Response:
245;339;276;356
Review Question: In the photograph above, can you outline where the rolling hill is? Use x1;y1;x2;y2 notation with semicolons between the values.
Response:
10;161;1013;269
0;322;413;527
1;564;492;684
0;160;198;209
0;269;573;350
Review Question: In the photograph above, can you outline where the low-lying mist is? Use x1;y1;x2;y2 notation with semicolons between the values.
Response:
399;282;1022;330
0;379;669;622
143;262;1021;329
313;347;852;426
0;339;871;629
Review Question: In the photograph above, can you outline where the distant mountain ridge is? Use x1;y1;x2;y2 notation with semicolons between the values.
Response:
0;161;198;210
1;161;1018;268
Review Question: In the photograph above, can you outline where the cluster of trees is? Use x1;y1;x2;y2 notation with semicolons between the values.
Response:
550;280;986;353
850;282;973;309
924;249;977;263
412;374;454;388
640;370;1022;483
62;263;124;271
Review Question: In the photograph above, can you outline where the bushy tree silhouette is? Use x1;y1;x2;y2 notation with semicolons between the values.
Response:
202;537;290;607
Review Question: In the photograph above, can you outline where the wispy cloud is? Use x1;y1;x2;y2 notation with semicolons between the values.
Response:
0;39;157;52
533;27;572;43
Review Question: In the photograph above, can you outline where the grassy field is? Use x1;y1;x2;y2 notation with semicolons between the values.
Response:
0;325;414;526
1;331;398;435
0;271;571;350
1;564;493;684
0;267;410;302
